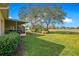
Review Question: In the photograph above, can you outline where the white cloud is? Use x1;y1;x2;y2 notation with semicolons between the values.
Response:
9;16;12;19
63;17;72;23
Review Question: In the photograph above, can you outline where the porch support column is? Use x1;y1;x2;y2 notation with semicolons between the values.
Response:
0;11;5;36
16;21;18;32
0;20;2;36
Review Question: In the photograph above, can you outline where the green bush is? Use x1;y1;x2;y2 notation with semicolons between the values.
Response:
42;28;48;31
0;32;20;56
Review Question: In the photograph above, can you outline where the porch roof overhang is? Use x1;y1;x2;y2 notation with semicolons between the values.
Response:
0;3;9;19
5;19;26;25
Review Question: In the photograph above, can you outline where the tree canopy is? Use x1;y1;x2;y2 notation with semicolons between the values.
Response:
18;5;66;32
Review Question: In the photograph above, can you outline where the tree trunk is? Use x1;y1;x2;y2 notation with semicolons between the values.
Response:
46;24;49;32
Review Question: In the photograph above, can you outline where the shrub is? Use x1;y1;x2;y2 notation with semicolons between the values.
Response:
42;31;48;34
42;28;48;31
0;32;20;56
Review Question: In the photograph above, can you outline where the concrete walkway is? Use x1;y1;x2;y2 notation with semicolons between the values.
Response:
11;34;26;56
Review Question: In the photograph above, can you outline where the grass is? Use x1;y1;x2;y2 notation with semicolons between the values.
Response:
24;32;79;56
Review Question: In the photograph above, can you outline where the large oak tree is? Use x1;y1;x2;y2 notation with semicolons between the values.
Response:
18;5;66;32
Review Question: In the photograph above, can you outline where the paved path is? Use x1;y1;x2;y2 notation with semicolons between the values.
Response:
11;36;25;56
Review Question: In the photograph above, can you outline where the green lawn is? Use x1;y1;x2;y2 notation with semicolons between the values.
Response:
24;32;79;56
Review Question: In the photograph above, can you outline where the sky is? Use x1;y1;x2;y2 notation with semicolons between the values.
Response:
9;3;79;27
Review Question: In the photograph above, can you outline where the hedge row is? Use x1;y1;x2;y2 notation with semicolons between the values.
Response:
0;32;20;56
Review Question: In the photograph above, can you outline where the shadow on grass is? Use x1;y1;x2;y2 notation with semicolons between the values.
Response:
48;31;79;34
26;32;45;37
24;33;65;56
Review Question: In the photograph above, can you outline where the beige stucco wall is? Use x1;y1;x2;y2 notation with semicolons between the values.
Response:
0;11;5;36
